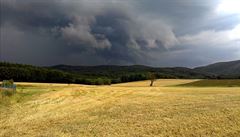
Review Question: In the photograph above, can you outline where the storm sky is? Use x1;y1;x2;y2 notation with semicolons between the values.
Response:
0;0;240;67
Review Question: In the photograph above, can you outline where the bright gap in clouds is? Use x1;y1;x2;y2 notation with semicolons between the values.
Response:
216;0;240;42
229;24;240;40
217;0;240;15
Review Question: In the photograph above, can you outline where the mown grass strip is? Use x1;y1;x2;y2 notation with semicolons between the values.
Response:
177;80;240;87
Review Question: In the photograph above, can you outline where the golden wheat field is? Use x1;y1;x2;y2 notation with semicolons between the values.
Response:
0;79;240;137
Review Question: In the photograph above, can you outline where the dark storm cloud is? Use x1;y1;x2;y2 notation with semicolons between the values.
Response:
0;0;178;65
0;0;239;67
0;0;70;28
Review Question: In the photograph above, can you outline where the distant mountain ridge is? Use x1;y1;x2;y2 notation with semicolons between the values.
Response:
194;60;240;77
51;60;240;79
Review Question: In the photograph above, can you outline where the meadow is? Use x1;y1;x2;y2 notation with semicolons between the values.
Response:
0;79;240;137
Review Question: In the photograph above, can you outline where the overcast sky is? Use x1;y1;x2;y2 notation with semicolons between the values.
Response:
0;0;239;67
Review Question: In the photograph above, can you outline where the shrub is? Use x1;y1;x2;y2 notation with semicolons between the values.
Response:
1;89;16;97
0;79;17;98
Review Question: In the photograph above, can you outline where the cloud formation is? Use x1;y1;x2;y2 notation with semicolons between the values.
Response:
0;0;239;67
178;24;240;46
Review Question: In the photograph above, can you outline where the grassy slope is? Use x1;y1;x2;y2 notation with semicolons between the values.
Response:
178;79;240;87
0;80;240;137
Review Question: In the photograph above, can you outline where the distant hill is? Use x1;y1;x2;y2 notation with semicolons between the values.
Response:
1;60;239;85
194;60;240;78
51;65;211;80
52;60;240;79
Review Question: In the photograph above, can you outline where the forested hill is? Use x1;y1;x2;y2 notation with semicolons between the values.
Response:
1;60;239;85
0;62;209;85
194;60;240;78
51;64;211;80
51;59;240;79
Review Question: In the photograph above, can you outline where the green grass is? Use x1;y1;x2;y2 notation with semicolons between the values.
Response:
0;84;62;107
178;79;240;87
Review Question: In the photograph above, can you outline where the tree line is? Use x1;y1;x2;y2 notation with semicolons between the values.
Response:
1;62;238;85
0;62;157;85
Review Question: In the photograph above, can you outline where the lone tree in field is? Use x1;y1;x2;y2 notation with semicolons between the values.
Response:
148;72;156;87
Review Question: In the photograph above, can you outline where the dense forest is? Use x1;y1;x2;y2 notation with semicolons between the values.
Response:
50;64;213;80
0;62;111;85
0;62;239;85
